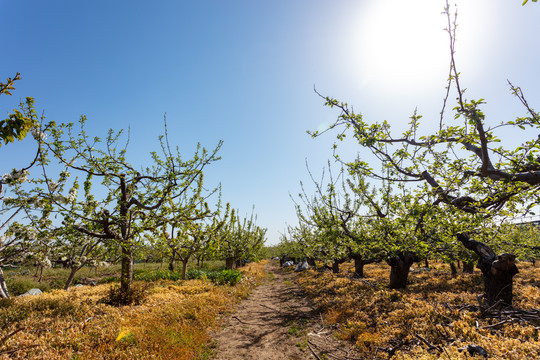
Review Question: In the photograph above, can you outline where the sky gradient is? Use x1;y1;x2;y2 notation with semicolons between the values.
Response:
2;0;540;244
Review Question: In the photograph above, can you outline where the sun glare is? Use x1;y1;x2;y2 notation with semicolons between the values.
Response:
356;1;450;95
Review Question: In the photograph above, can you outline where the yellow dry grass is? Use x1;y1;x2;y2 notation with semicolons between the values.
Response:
0;261;266;360
296;261;540;360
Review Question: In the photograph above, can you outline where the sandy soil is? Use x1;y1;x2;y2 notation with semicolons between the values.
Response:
211;261;360;360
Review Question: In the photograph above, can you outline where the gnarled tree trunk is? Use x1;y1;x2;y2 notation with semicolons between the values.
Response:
387;252;420;289
331;257;347;274
350;254;380;278
457;233;519;306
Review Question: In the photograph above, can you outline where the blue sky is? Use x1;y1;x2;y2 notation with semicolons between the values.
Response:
2;0;540;244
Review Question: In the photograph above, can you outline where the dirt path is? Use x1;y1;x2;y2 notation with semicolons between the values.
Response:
211;261;359;360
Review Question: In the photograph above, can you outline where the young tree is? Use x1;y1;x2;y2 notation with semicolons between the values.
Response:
9;117;222;301
217;208;266;269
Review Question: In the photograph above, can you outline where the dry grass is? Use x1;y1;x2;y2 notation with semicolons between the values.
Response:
0;261;266;359
296;260;540;360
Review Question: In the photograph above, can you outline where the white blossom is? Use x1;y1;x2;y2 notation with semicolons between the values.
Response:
68;187;78;202
27;229;37;240
48;181;58;193
42;257;52;268
31;127;47;140
2;170;28;184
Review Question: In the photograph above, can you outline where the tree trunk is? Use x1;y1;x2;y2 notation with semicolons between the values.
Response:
331;258;347;274
353;257;365;278
120;244;134;295
350;254;380;278
235;259;243;268
424;258;429;268
225;257;235;270
450;262;458;277
0;268;9;299
332;261;340;273
387;253;420;289
181;259;189;280
168;250;177;272
463;260;475;274
64;265;83;290
457;233;519;306
307;258;316;267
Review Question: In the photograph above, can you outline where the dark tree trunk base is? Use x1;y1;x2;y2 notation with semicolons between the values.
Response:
463;260;475;274
450;262;458;277
387;253;420;289
225;258;235;270
351;254;380;278
457;233;519;307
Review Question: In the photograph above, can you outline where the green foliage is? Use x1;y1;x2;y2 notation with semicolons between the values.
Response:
6;277;51;296
215;206;267;267
0;73;38;147
134;269;184;282
186;268;242;286
205;269;242;286
186;268;206;280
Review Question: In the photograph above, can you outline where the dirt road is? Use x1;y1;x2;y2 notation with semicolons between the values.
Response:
211;261;359;360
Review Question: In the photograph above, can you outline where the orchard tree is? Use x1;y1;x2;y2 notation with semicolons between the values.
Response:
293;164;369;274
9;117;222;301
311;1;534;305
217;208;266;269
1;73;42;298
150;169;221;275
51;226;110;290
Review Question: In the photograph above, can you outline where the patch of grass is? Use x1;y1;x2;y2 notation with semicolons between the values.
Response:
6;277;51;296
134;269;184;282
187;268;243;286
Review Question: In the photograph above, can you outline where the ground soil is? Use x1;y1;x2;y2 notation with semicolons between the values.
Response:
211;261;360;360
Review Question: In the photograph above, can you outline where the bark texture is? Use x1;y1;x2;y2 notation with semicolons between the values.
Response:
457;233;519;306
387;253;420;289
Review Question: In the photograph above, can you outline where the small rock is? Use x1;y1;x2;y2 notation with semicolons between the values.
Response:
20;288;42;296
295;260;310;272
